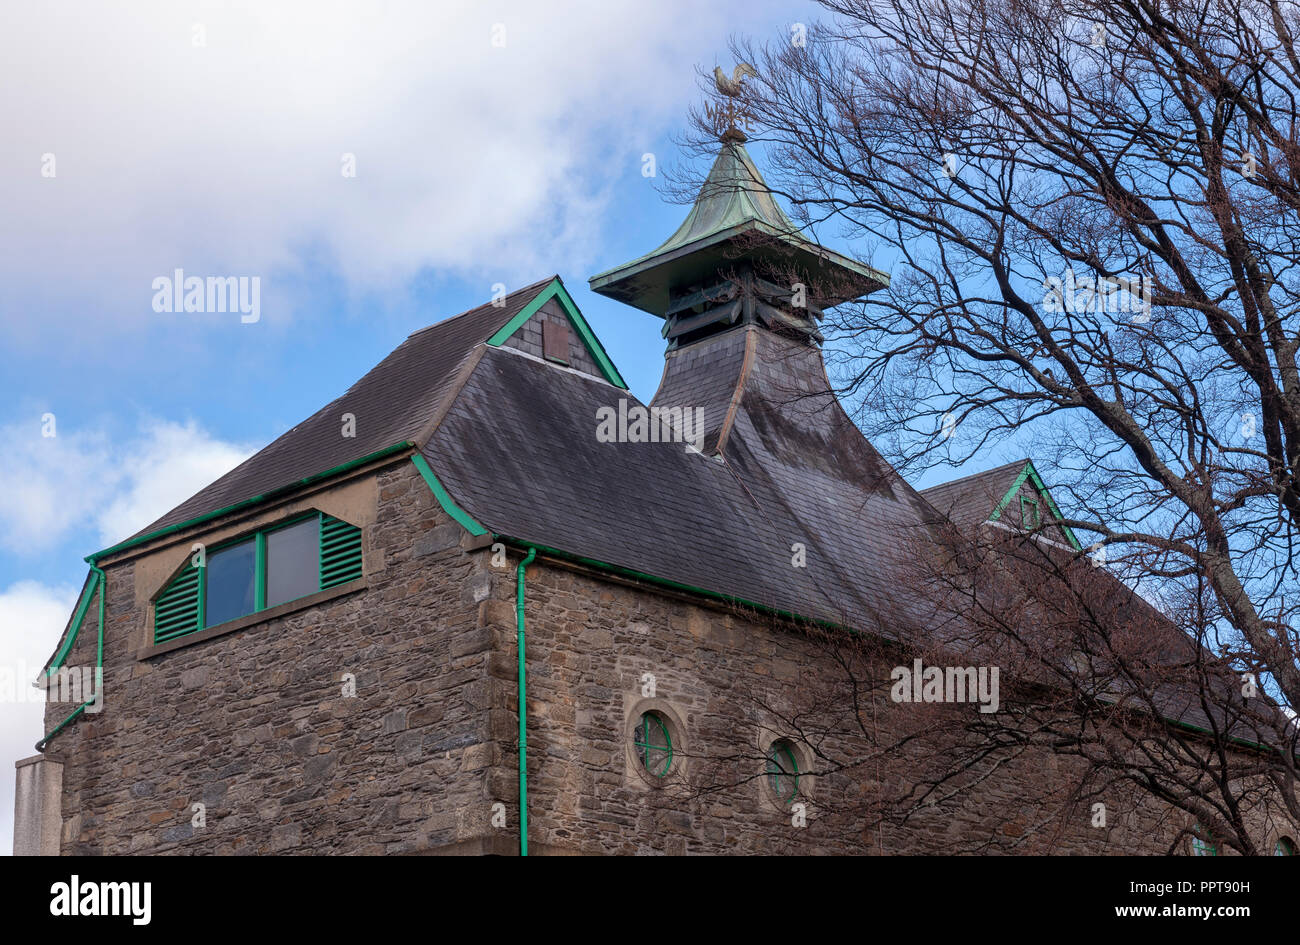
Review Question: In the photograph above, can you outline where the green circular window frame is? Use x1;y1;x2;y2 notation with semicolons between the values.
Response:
634;711;673;778
766;740;800;805
1191;825;1218;857
1276;837;1296;856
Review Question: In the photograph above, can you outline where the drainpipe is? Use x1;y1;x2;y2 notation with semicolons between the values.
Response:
36;564;106;752
516;546;537;857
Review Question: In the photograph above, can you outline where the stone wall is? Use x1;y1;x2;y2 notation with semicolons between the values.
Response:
499;555;1299;855
42;459;505;855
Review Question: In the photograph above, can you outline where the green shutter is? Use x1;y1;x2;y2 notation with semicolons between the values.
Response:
154;564;201;642
319;514;363;589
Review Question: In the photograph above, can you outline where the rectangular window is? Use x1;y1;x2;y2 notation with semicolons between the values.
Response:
205;538;257;627
266;517;320;608
1020;496;1040;529
153;511;363;643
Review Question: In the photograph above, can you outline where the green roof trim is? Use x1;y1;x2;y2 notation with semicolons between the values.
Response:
491;533;845;633
86;441;417;564
988;460;1083;550
502;533;1285;760
486;277;628;389
44;570;97;678
411;453;488;536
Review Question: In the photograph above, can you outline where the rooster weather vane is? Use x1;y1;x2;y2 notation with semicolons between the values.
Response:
709;62;758;142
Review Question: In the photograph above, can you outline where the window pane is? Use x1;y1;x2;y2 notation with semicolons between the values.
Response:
205;539;256;627
266;517;320;608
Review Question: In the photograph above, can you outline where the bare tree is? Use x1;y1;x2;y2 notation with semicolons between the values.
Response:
685;521;1297;854
671;0;1300;851
686;0;1300;722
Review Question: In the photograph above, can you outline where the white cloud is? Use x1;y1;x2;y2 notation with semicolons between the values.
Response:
95;422;253;548
0;419;253;554
0;1;780;335
0;580;81;856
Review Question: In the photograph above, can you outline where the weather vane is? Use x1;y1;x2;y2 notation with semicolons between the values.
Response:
709;63;757;142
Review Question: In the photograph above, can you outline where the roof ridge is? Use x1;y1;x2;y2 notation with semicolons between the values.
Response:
919;458;1031;494
404;275;557;340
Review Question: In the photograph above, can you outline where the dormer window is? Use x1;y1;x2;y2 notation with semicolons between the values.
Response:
153;512;362;644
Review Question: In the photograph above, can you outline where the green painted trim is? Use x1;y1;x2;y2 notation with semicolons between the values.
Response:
1020;495;1040;528
316;511;326;592
45;571;96;677
485;278;628;389
87;441;416;564
410;454;487;536
496;534;1292;762
634;711;673;777
486;280;556;346
1164;708;1278;755
491;534;843;634
988;461;1082;550
196;561;205;630
546;279;628;389
988;465;1034;523
170;510;347;637
254;531;267;611
588;215;891;293
516;546;537;857
37;565;106;752
767;742;799;802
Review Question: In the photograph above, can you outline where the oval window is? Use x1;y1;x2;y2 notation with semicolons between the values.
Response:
766;740;800;804
633;711;673;778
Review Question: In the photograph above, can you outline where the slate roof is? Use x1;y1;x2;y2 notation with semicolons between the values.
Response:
919;460;1028;530
125;277;555;539
97;269;1290;755
427;325;946;634
989;530;1292;751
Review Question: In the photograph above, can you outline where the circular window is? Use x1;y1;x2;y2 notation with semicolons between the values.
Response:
766;739;800;805
1190;824;1218;856
1276;837;1296;856
633;711;673;778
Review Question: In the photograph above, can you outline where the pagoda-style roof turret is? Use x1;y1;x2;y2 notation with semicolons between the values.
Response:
589;140;887;343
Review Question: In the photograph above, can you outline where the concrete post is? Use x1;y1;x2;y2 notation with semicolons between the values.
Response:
13;755;62;856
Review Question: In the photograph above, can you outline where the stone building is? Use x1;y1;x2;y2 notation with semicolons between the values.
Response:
14;135;1299;856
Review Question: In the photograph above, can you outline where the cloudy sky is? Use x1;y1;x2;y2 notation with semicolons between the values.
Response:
0;0;849;850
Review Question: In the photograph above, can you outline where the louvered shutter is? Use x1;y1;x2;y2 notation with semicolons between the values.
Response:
319;514;363;588
154;564;201;642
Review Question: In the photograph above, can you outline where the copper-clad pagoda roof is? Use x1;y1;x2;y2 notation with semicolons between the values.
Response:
589;141;888;317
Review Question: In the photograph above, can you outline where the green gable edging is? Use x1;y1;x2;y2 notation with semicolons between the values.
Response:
988;460;1083;550
486;277;628;389
411;453;487;536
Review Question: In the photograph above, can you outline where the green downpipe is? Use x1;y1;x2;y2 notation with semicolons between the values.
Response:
37;564;106;752
516;546;537;857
